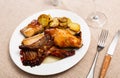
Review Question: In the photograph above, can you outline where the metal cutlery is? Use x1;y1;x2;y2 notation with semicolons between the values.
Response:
87;29;108;78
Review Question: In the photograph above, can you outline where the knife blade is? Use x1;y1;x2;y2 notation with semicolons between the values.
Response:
99;30;120;78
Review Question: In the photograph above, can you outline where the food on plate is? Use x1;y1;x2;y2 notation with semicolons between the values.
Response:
20;46;75;67
38;14;51;27
49;17;59;27
22;34;44;46
19;14;83;67
68;22;80;32
58;17;70;28
45;28;82;48
49;46;75;59
19;32;75;67
59;17;68;23
19;34;54;66
66;28;76;35
20;20;44;37
20;14;81;37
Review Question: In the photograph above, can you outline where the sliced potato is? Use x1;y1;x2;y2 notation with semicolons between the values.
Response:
48;14;52;21
68;22;80;32
38;14;51;27
59;22;68;28
49;17;59;27
58;17;70;28
67;18;72;24
66;28;76;35
58;17;68;23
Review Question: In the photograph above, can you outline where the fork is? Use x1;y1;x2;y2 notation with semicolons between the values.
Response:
86;29;108;78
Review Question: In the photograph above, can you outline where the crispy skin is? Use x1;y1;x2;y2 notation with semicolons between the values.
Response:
49;46;75;59
45;28;82;48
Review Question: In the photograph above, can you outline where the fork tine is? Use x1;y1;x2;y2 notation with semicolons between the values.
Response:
101;30;108;46
98;30;105;43
98;29;108;47
102;30;108;46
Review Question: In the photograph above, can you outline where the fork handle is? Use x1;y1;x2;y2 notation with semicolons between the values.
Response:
86;52;99;78
99;54;111;78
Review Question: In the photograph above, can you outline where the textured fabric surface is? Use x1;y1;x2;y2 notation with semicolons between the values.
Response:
0;0;120;78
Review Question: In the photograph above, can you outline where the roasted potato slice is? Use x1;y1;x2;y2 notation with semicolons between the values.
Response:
67;18;72;24
58;17;69;28
38;14;51;27
59;17;68;23
59;22;67;28
66;28;76;35
49;17;59;27
68;22;80;32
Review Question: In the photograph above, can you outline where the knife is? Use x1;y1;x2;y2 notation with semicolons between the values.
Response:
99;30;120;78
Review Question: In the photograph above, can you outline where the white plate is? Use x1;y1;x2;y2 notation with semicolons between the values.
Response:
9;9;91;75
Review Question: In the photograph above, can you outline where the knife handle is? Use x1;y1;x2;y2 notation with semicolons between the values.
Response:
99;54;112;78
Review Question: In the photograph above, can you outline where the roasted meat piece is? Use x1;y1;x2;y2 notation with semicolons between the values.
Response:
45;28;82;48
19;34;54;50
19;27;82;67
20;46;75;67
20;20;44;37
49;46;75;59
19;33;76;67
22;34;44;46
20;50;48;67
19;34;54;67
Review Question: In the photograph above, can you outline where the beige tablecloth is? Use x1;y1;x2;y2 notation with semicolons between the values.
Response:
1;0;120;78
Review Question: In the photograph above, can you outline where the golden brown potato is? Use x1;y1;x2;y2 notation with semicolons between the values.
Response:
67;18;72;24
38;14;51;27
49;17;59;27
58;17;69;28
68;22;80;32
66;28;76;35
59;22;68;28
48;14;52;21
59;17;68;23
